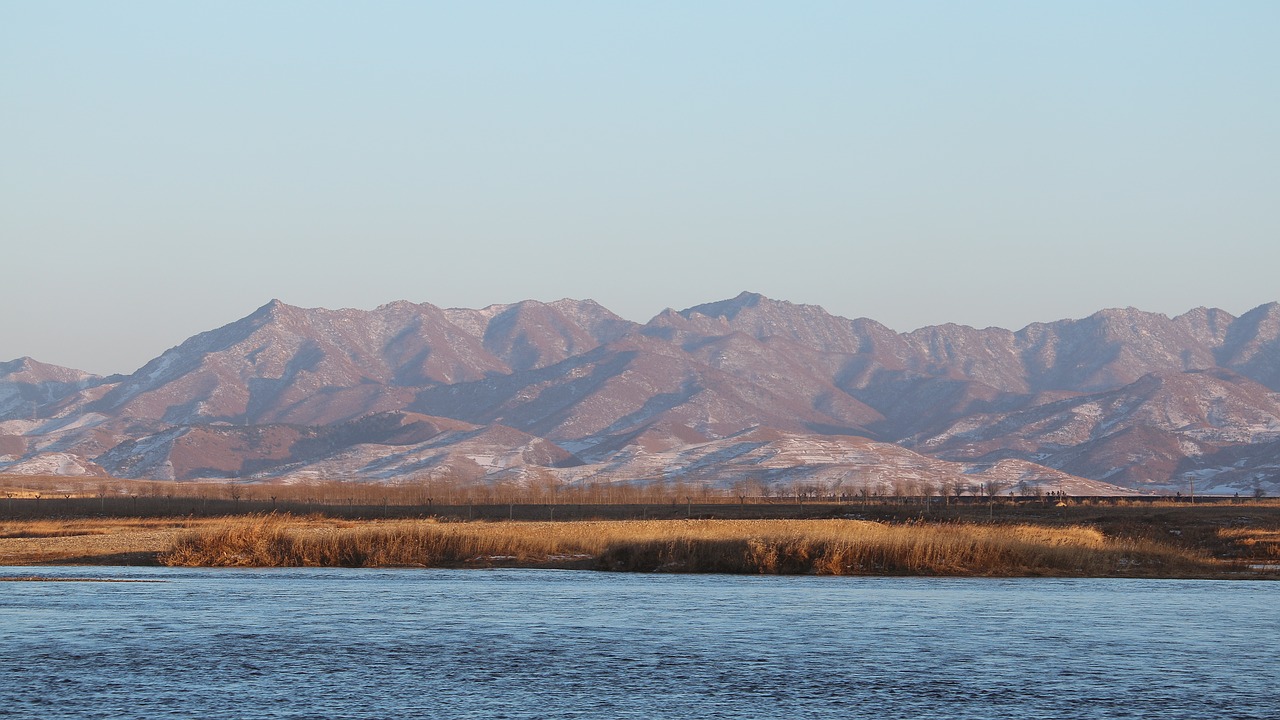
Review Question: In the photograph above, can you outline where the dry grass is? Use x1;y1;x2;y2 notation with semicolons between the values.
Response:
593;520;1217;577
0;518;216;565
1219;527;1280;561
6;512;1269;577
158;515;1230;577
0;529;106;539
162;515;601;568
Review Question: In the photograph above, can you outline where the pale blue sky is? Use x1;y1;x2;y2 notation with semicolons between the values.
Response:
3;2;1278;374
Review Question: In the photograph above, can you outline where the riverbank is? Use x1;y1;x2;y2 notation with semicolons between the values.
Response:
3;510;1278;578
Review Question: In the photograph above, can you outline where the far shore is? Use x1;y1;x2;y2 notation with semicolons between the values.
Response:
2;502;1278;580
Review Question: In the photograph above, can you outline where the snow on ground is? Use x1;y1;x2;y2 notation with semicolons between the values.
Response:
31;412;109;435
0;419;44;435
0;452;103;476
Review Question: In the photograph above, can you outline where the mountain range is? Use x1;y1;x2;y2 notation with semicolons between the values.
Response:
3;293;1279;496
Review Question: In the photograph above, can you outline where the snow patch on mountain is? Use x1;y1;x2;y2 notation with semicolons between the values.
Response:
0;452;106;476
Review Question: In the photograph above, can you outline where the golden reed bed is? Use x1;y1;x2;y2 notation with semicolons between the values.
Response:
155;514;1230;578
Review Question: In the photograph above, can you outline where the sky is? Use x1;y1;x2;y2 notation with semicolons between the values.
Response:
3;2;1278;375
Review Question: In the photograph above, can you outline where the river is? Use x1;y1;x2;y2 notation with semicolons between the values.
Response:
1;567;1275;719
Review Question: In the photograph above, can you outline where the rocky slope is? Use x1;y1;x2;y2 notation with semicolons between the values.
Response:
4;294;1279;495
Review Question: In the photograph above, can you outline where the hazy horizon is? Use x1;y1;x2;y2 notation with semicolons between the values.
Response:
4;2;1278;374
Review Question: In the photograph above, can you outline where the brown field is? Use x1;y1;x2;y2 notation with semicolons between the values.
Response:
2;510;1277;579
0;517;216;566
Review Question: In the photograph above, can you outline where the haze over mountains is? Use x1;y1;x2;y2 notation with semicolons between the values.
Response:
3;293;1279;496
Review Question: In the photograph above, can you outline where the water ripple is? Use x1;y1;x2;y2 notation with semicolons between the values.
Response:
1;569;1276;719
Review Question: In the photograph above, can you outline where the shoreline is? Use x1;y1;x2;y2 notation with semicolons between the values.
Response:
1;563;1274;582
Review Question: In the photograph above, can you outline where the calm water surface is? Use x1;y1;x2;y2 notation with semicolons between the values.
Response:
1;567;1276;719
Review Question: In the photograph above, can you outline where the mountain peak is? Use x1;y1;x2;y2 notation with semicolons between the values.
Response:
680;291;769;320
1239;301;1280;320
0;356;96;382
1086;306;1164;323
548;297;607;313
0;356;35;373
375;299;433;313
249;298;296;321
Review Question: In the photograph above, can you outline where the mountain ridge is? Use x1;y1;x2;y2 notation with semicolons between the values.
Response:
4;294;1279;496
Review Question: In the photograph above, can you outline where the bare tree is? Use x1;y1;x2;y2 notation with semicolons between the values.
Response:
890;478;908;505
983;479;1007;519
939;480;955;506
920;481;938;511
830;475;847;504
983;479;1007;499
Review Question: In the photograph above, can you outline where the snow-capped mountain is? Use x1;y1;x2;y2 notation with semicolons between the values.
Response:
4;293;1280;495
